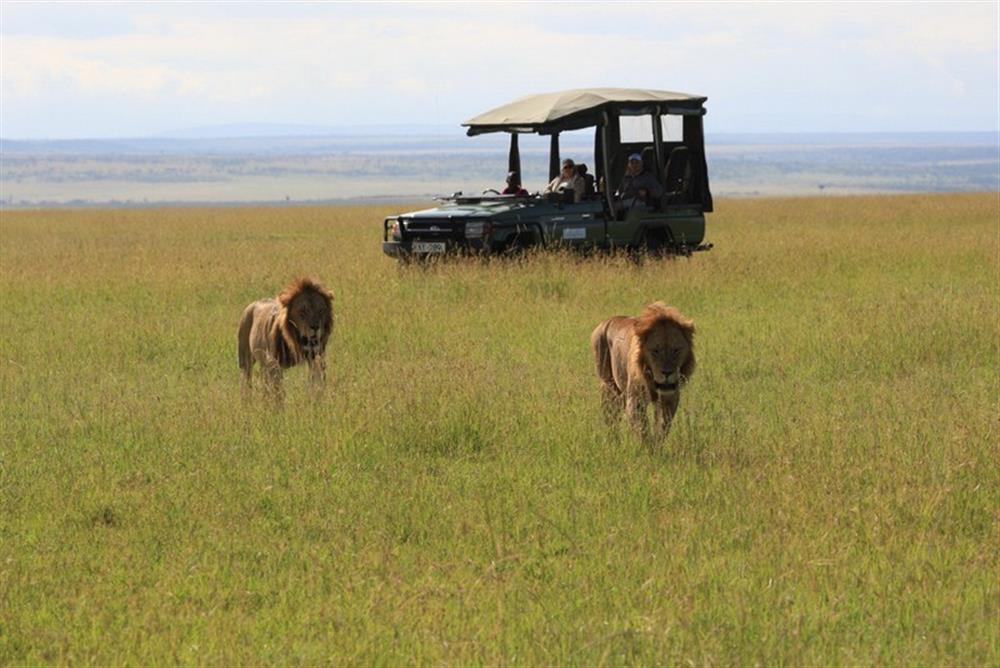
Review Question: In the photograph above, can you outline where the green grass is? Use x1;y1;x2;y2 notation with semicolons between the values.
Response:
1;193;997;665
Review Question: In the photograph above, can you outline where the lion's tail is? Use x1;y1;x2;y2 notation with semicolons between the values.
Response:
237;303;255;373
590;319;613;381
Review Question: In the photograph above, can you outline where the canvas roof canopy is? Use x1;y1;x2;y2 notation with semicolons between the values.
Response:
463;88;707;136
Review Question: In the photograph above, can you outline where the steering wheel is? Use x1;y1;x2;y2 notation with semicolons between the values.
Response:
482;188;500;195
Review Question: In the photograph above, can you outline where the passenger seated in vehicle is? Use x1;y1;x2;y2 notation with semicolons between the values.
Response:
501;171;529;196
575;163;596;200
544;158;584;203
616;152;663;208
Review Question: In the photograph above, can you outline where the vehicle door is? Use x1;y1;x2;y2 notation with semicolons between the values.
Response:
605;204;650;247
539;201;606;248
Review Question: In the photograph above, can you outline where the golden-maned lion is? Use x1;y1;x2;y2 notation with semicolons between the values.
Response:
237;277;334;398
590;302;695;441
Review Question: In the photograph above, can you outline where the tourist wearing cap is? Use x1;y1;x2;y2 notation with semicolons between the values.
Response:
617;152;663;206
543;158;585;203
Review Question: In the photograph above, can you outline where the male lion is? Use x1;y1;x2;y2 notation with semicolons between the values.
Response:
590;302;695;441
237;277;334;399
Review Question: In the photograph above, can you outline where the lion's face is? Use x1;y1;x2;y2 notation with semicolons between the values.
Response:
641;323;693;394
285;288;332;357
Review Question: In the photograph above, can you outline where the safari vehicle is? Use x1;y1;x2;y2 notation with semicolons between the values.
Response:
382;88;713;258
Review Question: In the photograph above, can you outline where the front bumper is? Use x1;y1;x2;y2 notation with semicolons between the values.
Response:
382;239;487;257
382;241;407;257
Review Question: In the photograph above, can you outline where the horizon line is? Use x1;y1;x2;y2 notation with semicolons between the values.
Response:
4;129;999;143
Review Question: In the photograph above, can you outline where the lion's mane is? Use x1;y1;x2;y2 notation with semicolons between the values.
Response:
627;301;696;399
272;277;334;368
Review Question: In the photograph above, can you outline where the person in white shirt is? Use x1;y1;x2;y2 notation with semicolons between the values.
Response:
543;158;585;203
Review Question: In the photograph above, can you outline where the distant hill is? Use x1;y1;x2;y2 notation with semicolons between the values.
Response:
3;131;995;157
707;131;999;146
156;122;458;139
2;131;996;206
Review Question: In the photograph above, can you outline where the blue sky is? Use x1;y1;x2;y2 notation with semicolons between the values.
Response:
2;1;997;138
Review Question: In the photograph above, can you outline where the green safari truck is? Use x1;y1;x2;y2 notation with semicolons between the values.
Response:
383;88;713;258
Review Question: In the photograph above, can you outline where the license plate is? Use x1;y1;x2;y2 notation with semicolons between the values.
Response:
412;242;445;254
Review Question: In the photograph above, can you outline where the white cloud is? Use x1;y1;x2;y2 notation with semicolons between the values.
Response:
1;2;996;136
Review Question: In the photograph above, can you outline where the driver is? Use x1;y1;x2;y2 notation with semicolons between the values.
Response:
617;152;663;207
543;158;584;203
501;171;528;196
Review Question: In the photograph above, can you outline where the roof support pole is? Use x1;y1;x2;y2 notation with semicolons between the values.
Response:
507;132;521;180
593;125;604;183
600;112;615;216
651;113;664;179
549;133;560;181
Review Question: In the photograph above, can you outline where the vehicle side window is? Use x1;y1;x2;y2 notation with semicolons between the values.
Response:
661;115;683;141
619;115;654;143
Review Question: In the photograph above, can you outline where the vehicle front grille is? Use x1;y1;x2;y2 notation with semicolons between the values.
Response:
403;219;465;241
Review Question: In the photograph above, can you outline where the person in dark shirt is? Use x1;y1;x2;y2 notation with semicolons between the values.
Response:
501;171;528;196
617;152;663;206
575;163;595;200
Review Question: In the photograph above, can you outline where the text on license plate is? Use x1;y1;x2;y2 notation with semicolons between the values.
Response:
413;242;445;253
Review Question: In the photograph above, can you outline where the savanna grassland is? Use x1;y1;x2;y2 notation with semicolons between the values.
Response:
1;193;997;665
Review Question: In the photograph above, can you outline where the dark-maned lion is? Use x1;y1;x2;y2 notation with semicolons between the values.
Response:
237;277;334;399
590;302;695;442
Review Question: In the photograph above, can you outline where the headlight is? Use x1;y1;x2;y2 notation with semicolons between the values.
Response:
388;219;401;239
465;221;491;238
